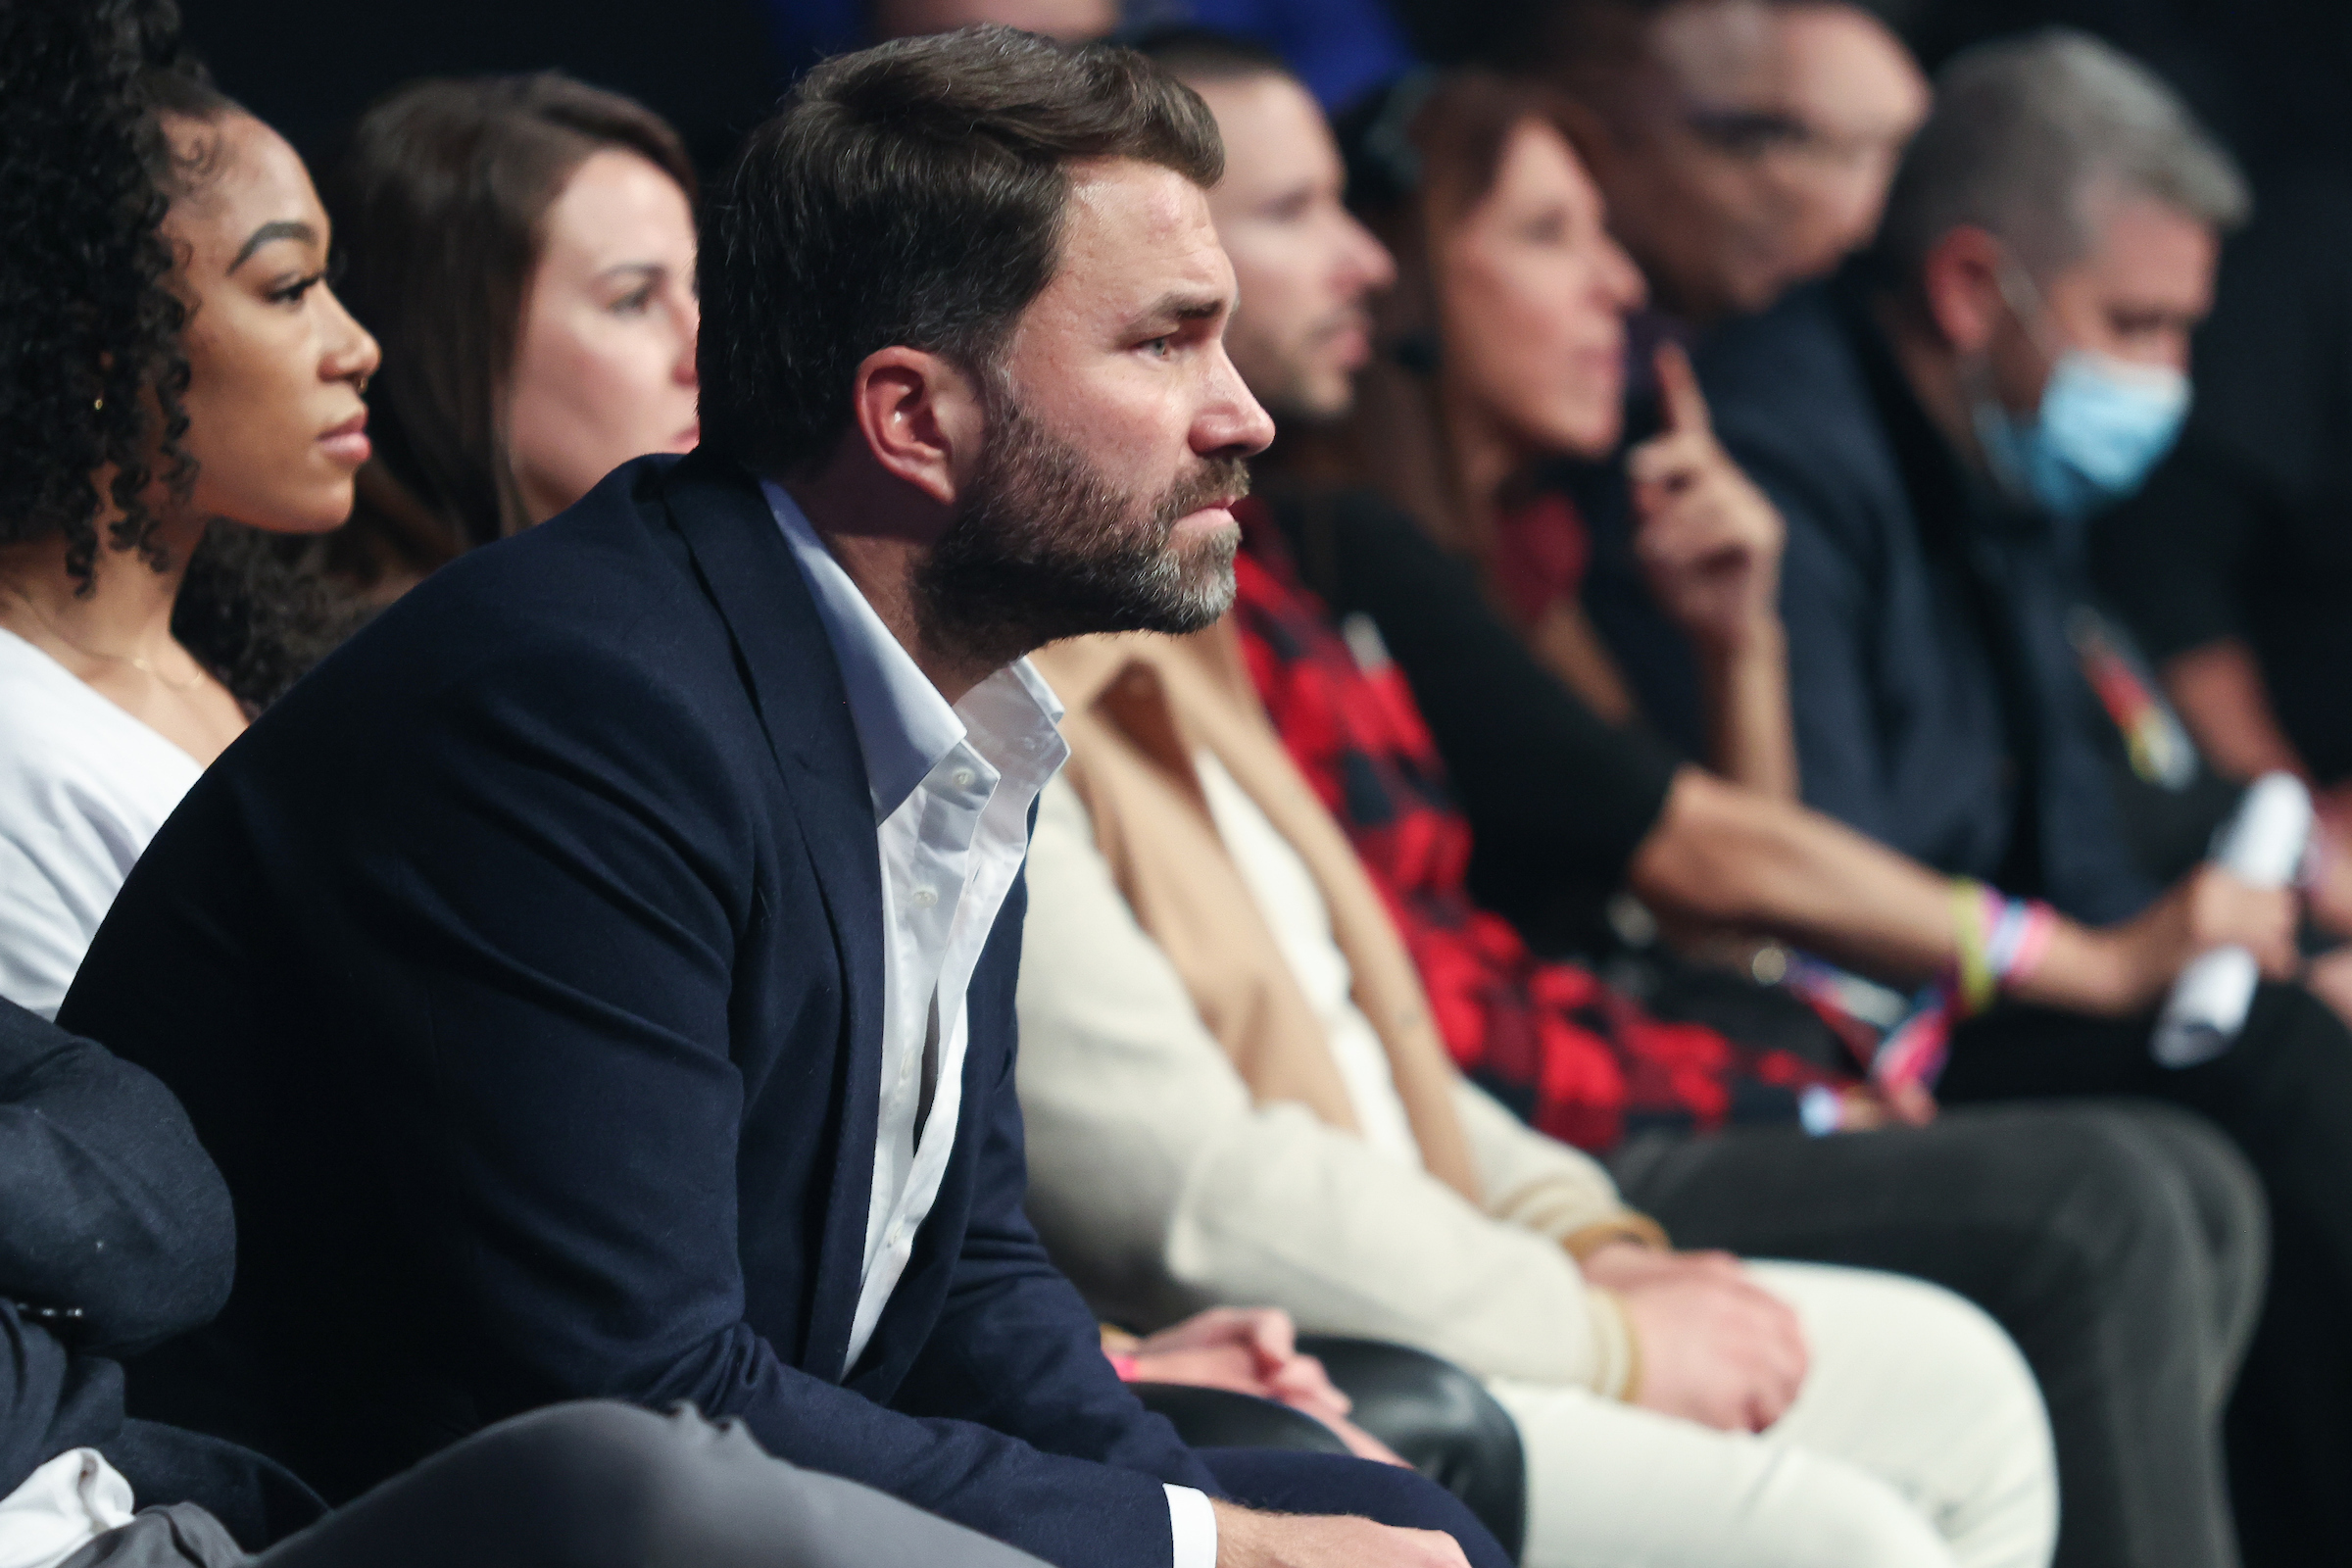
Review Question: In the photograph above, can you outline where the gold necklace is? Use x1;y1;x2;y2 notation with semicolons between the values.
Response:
0;579;206;692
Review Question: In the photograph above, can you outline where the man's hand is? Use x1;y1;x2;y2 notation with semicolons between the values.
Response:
1129;1308;1405;1464
1627;344;1786;654
1133;1307;1347;1410
2104;863;2300;1013
1211;1502;1471;1568
1581;1244;1807;1432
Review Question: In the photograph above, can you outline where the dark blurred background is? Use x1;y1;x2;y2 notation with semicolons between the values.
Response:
183;0;2352;193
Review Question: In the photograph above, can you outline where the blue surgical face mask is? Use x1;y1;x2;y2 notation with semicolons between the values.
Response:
1970;266;2193;529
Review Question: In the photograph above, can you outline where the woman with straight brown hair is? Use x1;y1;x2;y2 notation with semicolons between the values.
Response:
315;73;701;601
1328;71;1799;799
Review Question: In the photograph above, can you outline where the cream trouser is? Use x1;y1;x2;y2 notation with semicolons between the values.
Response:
1486;1261;2057;1568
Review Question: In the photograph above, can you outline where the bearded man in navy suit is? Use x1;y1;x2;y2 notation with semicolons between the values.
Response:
61;27;1499;1568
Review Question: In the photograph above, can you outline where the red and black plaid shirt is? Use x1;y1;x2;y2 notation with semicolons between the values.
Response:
1230;502;1837;1153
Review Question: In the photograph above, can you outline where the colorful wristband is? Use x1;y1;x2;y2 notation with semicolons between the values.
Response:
1950;880;1999;1016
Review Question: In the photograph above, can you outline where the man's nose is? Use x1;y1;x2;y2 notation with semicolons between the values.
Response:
1200;355;1277;457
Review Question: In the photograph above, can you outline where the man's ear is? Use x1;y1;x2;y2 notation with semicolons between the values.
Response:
1919;225;2009;356
849;346;987;507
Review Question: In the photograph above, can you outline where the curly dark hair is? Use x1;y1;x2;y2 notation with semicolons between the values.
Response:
0;0;357;708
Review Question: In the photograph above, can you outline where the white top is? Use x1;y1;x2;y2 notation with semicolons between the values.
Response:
763;485;1216;1568
0;1448;134;1568
1195;752;1421;1168
0;628;203;1019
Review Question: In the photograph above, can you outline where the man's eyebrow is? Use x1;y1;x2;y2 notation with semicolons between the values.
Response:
229;220;318;273
1133;291;1231;329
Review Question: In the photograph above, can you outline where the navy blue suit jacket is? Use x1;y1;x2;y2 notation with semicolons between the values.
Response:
59;451;1215;1563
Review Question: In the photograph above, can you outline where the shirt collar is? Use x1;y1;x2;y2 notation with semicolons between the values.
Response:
762;479;1063;819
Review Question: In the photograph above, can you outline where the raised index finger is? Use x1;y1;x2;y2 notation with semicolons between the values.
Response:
1654;340;1712;437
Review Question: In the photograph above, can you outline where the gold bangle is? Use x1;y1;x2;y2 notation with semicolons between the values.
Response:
1563;1214;1671;1260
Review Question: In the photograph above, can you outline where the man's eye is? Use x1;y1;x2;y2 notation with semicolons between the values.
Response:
1143;336;1174;358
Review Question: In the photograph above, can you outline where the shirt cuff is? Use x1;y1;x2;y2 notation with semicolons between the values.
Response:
1166;1483;1218;1568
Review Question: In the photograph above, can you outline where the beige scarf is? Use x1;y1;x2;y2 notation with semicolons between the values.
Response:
1032;623;1482;1205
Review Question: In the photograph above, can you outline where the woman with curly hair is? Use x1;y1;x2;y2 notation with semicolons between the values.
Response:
311;72;700;601
0;3;377;1017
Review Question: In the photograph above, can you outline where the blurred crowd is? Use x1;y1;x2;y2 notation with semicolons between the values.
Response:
6;2;2352;1568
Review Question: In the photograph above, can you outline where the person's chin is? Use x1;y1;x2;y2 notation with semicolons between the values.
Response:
244;487;364;535
1171;504;1242;541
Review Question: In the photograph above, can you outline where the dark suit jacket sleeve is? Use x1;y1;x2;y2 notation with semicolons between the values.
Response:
0;1304;126;1501
0;1001;232;1354
312;642;1188;1568
894;877;1218;1505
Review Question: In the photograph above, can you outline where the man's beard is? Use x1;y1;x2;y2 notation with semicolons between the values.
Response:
913;391;1250;671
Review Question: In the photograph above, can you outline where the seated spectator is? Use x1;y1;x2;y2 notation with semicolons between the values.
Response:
312;59;1490;1492
0;996;1052;1568
1336;69;1801;794
1687;28;2352;1560
60;27;1507;1568
1020;623;2063;1568
1426;0;1929;763
315;74;701;602
1510;0;1928;328
1019;34;2278;1568
0;25;373;1020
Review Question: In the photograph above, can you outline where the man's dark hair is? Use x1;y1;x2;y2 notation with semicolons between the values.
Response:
698;25;1223;476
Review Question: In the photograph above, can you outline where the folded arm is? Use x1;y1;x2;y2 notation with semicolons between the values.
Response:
0;1002;232;1353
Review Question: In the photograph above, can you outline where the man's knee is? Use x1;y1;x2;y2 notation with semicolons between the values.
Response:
1799;1481;1964;1568
457;1401;733;1567
1984;1105;2221;1303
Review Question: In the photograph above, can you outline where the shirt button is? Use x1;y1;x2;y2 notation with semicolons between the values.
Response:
909;887;938;907
952;766;977;789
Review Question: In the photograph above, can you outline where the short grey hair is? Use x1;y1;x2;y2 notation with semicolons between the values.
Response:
1876;28;2249;281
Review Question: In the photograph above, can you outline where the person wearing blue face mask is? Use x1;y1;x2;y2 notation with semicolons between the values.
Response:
1690;29;2352;1566
1970;260;2194;543
1690;24;2247;924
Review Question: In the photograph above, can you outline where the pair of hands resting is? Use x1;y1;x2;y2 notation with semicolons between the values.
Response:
1132;1262;1805;1568
1585;1241;1810;1434
1115;1309;1470;1568
1116;1306;1403;1464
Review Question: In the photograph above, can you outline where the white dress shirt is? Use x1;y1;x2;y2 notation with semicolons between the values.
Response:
764;484;1215;1568
0;628;203;1018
